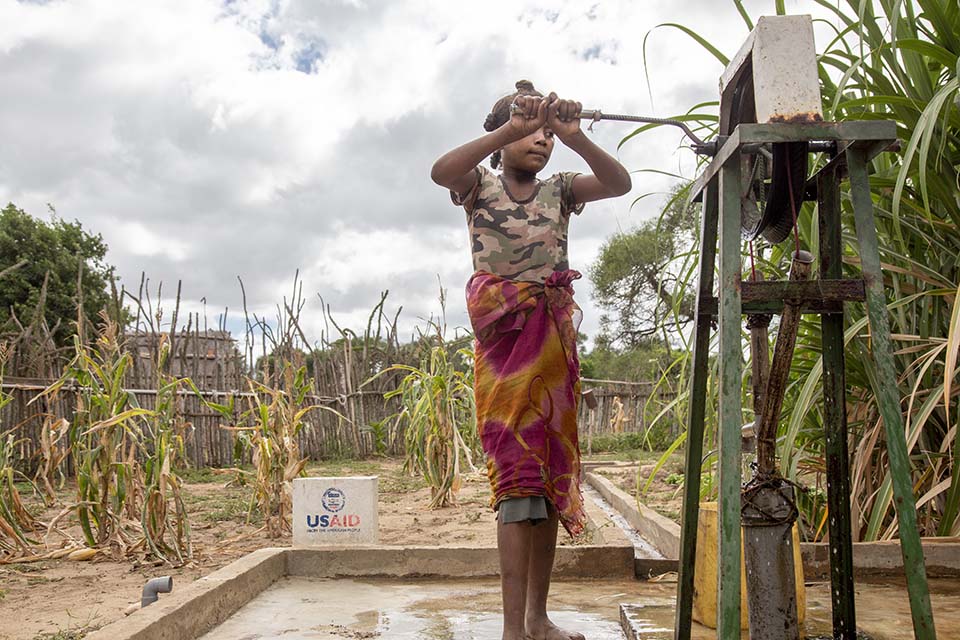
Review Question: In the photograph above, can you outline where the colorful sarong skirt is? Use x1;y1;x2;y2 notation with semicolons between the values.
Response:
465;269;586;537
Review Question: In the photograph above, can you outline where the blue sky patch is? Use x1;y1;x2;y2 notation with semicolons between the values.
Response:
294;41;326;74
259;29;282;52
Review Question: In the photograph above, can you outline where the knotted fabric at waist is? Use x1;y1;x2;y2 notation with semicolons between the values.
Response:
464;269;586;537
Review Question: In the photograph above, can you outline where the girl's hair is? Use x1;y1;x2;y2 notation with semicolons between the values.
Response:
484;79;543;170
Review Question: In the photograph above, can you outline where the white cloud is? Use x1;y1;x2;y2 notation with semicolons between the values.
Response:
116;221;191;261
0;0;838;349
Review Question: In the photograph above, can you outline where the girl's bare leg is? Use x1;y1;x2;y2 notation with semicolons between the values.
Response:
498;517;532;640
524;505;585;640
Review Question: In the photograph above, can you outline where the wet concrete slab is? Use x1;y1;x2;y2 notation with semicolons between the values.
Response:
198;577;637;639
620;577;960;640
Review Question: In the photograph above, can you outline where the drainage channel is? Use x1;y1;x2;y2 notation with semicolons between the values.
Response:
583;483;664;560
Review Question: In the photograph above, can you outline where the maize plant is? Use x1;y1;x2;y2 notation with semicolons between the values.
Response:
360;419;390;457
38;314;150;550
379;317;479;509
140;336;193;565
0;347;35;553
0;344;42;559
208;361;329;537
33;415;69;506
0;430;40;559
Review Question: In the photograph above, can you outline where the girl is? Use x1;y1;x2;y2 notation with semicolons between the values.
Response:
431;80;631;640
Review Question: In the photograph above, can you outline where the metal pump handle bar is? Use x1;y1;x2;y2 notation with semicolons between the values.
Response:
571;110;845;156
575;109;707;148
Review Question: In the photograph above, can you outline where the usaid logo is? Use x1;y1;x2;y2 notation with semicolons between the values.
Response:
306;513;361;529
322;487;345;512
304;486;361;532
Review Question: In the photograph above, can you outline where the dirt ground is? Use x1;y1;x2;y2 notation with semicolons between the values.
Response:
0;458;566;640
593;455;685;523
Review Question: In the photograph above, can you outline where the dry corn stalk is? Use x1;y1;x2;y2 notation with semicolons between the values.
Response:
208;356;345;537
0;442;41;558
0;344;44;560
377;299;479;509
139;336;193;565
34;314;149;551
34;416;70;505
31;318;197;565
0;544;87;565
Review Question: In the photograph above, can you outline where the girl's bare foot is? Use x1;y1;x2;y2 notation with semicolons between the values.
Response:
525;616;585;640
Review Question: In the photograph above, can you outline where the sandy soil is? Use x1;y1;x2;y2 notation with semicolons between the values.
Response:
0;459;557;640
593;457;685;523
378;464;499;547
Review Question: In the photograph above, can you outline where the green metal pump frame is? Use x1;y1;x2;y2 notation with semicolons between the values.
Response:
672;121;937;640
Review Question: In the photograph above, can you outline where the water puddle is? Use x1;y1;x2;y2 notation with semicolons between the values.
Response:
200;577;631;639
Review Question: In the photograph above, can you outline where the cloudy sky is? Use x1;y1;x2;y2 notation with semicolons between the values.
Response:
1;0;832;351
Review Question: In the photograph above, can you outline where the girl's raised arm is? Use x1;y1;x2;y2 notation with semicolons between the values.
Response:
431;95;548;196
546;98;632;203
430;130;510;196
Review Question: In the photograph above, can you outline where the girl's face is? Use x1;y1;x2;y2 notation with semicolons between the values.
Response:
501;126;555;174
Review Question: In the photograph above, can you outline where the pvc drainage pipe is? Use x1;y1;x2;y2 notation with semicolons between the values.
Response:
141;576;173;607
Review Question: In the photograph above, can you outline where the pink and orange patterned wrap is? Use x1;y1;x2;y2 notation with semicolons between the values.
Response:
466;269;586;537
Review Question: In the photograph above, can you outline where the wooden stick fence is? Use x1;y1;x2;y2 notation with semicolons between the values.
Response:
1;381;406;470
4;376;671;472
579;378;678;454
0;267;674;474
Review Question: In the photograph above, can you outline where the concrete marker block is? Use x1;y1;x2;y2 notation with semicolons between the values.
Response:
293;476;379;546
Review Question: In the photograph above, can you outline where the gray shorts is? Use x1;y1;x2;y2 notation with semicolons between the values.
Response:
498;496;550;524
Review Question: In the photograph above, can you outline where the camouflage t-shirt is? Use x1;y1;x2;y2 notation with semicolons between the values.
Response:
451;165;584;283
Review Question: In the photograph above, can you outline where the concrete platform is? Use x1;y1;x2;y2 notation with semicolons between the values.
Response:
802;537;960;579
83;468;960;640
198;577;634;639
86;486;636;640
620;577;960;639
84;543;637;640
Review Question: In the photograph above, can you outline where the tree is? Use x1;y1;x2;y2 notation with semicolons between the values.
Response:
579;333;673;383
0;203;116;346
589;184;697;347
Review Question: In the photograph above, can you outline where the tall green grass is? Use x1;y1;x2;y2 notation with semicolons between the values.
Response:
630;0;959;539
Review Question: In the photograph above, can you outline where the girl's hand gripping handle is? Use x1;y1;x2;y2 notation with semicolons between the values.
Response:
546;94;583;142
504;94;549;142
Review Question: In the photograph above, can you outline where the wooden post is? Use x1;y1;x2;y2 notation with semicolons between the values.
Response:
755;250;813;474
